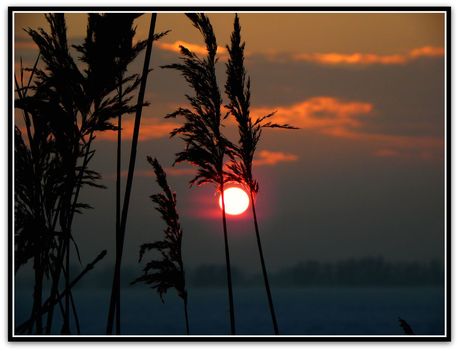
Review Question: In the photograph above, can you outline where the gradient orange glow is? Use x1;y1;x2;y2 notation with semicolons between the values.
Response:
219;187;250;215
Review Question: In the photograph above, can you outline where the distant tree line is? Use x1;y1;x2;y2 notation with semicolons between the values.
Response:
15;257;444;291
188;257;444;287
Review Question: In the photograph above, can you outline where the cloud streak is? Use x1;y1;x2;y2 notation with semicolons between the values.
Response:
292;46;444;66
97;118;180;142
107;167;195;180
253;150;299;166
154;40;443;67
252;97;443;160
155;41;443;67
252;97;374;132
164;167;196;176
155;40;227;57
14;40;39;50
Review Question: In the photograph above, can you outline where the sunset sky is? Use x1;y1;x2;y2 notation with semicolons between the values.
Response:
13;11;446;276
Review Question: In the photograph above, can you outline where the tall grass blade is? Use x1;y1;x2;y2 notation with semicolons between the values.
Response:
106;13;163;335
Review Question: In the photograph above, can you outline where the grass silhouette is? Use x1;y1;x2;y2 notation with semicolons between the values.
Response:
84;13;151;335
131;157;190;334
224;14;298;334
105;13;168;335
162;13;237;334
15;13;144;334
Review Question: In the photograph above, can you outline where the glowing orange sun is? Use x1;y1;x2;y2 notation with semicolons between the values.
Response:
219;187;250;215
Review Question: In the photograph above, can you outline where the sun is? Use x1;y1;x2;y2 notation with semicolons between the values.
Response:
219;187;250;215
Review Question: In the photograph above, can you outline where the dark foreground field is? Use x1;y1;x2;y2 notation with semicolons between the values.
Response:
15;286;444;336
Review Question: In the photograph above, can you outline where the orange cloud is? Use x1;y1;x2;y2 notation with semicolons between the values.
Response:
252;97;373;132
155;40;226;57
292;46;444;66
14;40;39;50
253;150;299;166
97;118;180;142
252;97;443;160
409;46;445;59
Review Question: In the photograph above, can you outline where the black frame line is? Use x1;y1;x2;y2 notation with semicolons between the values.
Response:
8;6;451;342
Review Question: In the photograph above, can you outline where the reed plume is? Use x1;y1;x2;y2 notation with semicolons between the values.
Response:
162;13;237;334
131;157;190;334
225;14;298;335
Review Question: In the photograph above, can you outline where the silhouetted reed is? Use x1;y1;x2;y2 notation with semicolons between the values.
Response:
131;157;190;334
15;13;144;334
106;13;168;335
162;13;237;334
224;14;298;335
83;13;151;335
398;317;415;335
15;250;107;334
